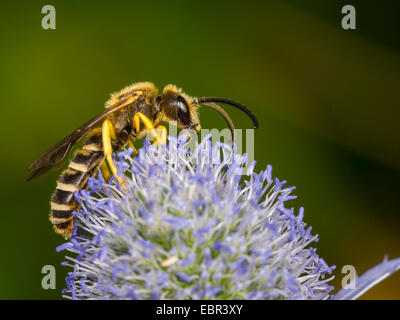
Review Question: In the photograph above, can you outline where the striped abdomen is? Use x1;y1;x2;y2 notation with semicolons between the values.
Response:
50;131;104;238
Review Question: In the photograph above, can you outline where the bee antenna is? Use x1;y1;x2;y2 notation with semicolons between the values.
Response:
194;97;259;129
199;102;236;142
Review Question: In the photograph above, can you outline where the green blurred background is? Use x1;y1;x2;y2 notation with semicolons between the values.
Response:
0;0;399;299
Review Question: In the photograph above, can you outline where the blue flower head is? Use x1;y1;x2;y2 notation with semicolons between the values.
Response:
58;134;400;300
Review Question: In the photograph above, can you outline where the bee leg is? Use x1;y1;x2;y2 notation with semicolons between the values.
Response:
100;160;112;182
127;141;138;156
102;119;126;191
152;125;167;147
133;112;167;146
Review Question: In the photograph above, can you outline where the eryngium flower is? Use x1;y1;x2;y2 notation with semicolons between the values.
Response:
57;135;400;300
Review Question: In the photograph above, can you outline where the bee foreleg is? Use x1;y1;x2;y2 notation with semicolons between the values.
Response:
127;141;138;156
153;125;167;147
102;119;127;191
133;112;167;146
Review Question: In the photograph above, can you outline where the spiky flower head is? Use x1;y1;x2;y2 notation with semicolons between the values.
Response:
57;135;400;300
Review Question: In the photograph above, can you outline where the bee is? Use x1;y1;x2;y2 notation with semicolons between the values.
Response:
27;82;258;238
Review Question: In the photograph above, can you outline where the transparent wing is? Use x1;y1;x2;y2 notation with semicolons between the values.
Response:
27;95;139;181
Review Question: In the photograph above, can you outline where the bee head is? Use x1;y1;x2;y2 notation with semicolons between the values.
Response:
157;84;201;133
156;84;258;143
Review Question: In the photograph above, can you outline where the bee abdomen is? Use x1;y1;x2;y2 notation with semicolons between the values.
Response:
52;220;74;238
50;135;104;238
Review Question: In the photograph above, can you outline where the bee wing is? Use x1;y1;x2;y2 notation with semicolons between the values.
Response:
27;95;139;181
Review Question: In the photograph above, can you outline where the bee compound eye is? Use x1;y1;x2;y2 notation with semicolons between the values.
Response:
176;96;191;125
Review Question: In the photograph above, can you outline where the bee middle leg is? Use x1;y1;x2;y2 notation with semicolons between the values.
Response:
100;160;112;182
133;112;167;146
102;119;126;190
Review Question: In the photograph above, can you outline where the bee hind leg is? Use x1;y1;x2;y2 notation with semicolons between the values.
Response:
133;112;167;146
102;119;127;191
